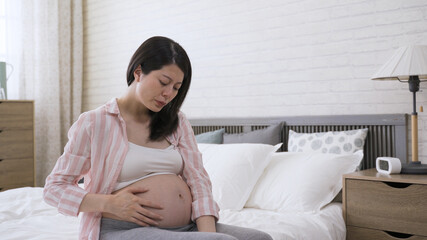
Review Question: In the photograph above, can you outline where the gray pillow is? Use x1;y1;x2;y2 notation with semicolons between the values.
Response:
195;128;225;144
223;123;282;145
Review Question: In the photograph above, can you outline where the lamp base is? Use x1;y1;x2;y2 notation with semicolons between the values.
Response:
400;161;427;174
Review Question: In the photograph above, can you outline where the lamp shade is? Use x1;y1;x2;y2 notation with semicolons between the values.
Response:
371;45;427;81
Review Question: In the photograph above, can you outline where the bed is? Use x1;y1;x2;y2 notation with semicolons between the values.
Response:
0;114;407;240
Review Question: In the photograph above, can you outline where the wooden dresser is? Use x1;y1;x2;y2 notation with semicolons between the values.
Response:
0;100;35;191
343;168;427;240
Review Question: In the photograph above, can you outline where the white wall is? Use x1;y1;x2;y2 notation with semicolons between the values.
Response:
83;0;427;162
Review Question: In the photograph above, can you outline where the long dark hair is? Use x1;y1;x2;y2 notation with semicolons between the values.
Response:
126;36;192;141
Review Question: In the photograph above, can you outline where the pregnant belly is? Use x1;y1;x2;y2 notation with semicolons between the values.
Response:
103;174;193;228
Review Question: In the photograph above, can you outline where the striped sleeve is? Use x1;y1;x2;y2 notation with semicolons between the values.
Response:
177;112;220;221
43;112;92;217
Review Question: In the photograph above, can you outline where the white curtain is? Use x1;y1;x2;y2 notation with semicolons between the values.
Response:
5;0;83;186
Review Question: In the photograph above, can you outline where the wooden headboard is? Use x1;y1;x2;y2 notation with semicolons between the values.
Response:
190;114;408;170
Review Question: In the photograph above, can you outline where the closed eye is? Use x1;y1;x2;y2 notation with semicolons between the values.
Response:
173;85;181;91
159;76;182;91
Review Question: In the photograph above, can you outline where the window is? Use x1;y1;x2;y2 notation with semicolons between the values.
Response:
0;0;6;61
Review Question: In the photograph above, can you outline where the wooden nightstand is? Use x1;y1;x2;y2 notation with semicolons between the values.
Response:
343;168;427;240
0;100;35;191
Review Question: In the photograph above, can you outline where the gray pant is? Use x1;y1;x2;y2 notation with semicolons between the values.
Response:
100;218;273;240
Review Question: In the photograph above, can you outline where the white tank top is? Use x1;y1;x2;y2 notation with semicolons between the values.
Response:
114;142;183;191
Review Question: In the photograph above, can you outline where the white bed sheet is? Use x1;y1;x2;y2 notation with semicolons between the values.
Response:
0;187;80;240
218;204;346;240
0;187;345;240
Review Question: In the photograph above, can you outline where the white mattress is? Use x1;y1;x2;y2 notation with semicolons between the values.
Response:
0;187;345;240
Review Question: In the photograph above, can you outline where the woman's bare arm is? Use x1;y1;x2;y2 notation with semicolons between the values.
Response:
196;215;216;232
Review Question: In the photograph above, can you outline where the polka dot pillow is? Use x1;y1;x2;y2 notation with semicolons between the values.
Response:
287;128;368;154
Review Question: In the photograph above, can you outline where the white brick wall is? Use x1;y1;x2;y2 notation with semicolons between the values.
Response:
83;0;427;162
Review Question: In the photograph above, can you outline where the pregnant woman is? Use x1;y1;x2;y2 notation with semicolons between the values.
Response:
43;36;272;240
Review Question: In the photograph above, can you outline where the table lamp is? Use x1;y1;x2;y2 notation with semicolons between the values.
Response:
371;45;427;174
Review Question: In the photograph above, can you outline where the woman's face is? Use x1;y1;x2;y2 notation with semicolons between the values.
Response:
133;64;184;112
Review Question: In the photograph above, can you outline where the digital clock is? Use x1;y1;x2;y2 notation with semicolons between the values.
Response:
376;157;401;174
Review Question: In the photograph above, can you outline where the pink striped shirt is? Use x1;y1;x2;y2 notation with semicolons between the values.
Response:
43;98;220;240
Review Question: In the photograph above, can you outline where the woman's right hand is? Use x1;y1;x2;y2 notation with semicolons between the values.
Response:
106;186;164;226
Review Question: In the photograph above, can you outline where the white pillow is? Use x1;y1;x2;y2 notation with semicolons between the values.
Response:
288;129;368;154
198;143;282;210
245;150;363;213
